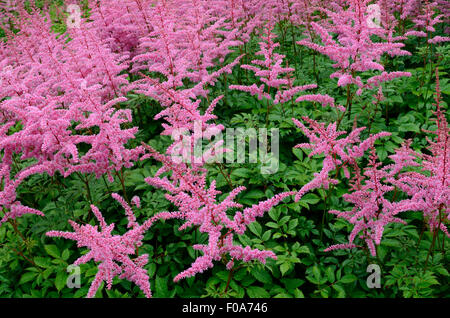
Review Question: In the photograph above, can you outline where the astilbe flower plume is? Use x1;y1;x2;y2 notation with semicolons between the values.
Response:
405;0;450;44
325;149;414;256
298;0;411;95
131;0;243;101
388;0;421;20
208;0;268;44
324;70;449;255
87;0;153;58
290;0;326;29
436;0;450;34
0;9;142;225
388;70;449;237
46;193;183;298
141;144;294;282
134;76;227;168
230;21;341;110
376;0;412;56
291;116;391;201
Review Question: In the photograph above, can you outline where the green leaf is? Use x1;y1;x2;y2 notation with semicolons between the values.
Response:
301;193;320;205
19;272;38;285
282;278;304;291
381;239;402;248
231;168;252;178
326;267;335;283
216;271;229;282
312;266;321;282
261;230;271;241
251;267;272;284
246;286;270;298
274;293;292;298
293;288;304;298
340;274;357;284
248;222;262;236
243;189;265;200
44;245;60;259
61;249;70;261
55;271;66;291
398;123;420;133
34;257;51;268
280;263;290;276
278;215;290;226
266;222;279;229
435;267;449;276
155;276;169;298
332;284;346;298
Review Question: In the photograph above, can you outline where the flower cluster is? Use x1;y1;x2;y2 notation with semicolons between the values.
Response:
389;70;449;237
230;21;339;110
326;149;411;256
1;0;448;298
298;0;411;95
291;116;390;201
0;9;141;225
142;144;293;282
405;0;450;44
46;193;183;298
322;70;449;255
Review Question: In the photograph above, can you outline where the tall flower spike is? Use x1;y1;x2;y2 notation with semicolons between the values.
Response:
142;144;293;282
298;0;411;95
326;149;413;256
405;0;450;44
230;21;339;110
292;116;391;201
388;69;449;237
46;193;183;298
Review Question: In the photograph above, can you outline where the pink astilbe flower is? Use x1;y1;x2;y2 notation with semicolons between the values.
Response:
230;22;339;109
208;0;268;44
405;0;450;43
388;70;449;237
376;0;412;57
87;0;153;57
135;77;226;167
0;202;44;226
388;0;421;20
141;144;293;282
436;0;450;34
298;0;411;95
325;71;449;255
46;193;183;298
0;10;142;224
131;0;243;100
326;149;411;256
323;243;360;252
291;116;391;201
289;0;321;27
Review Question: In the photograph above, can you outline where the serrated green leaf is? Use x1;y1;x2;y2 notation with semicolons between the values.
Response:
280;263;290;276
247;286;270;298
251;267;272;284
19;272;37;285
55;271;66;291
340;274;357;284
44;245;60;259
